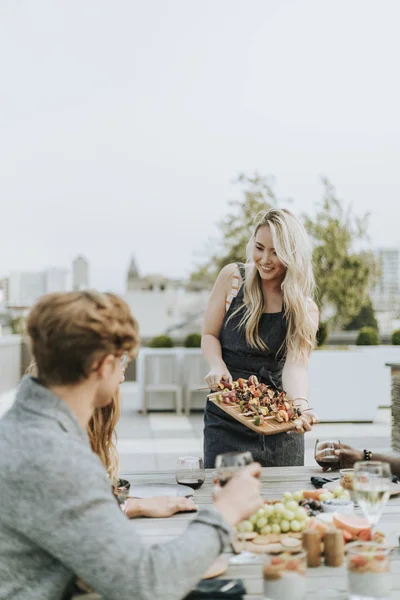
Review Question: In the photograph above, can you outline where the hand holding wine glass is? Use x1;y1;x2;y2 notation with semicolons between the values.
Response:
213;462;263;528
215;451;254;486
214;451;255;550
314;439;341;471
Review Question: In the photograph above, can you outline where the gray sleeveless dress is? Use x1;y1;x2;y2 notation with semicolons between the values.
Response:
203;264;304;468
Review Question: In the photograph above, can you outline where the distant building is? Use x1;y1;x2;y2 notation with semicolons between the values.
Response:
126;256;141;291
7;268;71;307
0;278;8;305
45;268;70;294
8;272;46;307
124;256;210;338
371;248;400;312
125;286;209;339
72;255;89;291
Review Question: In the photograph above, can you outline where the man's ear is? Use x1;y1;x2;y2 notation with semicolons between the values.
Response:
96;354;116;379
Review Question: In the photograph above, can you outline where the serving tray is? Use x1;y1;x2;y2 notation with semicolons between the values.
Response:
208;393;298;435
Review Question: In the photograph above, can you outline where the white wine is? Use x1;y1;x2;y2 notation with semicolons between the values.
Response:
354;485;390;525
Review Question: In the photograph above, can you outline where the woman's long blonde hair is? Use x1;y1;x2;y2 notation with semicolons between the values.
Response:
87;388;120;482
26;360;120;481
231;208;316;360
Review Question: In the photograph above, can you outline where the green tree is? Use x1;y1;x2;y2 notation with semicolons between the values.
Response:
190;172;280;285
303;178;378;328
10;316;26;334
344;297;378;331
191;173;377;328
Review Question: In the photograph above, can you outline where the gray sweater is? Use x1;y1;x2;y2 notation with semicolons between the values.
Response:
0;377;231;600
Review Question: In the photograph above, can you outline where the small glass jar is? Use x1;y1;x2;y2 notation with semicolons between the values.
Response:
347;542;392;600
340;468;355;491
263;551;307;600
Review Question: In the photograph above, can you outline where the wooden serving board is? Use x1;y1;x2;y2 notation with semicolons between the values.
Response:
232;532;303;555
208;394;297;435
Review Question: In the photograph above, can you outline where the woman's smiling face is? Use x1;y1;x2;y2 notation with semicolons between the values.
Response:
253;225;286;283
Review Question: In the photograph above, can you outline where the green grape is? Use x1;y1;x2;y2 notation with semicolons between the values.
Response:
237;520;253;533
319;492;334;502
333;486;343;497
290;519;301;532
299;519;308;531
271;523;281;534
292;490;304;502
257;507;266;516
285;500;298;512
249;514;258;525
294;507;308;522
282;509;295;522
280;519;290;533
264;504;274;517
260;525;272;535
256;517;267;530
273;503;285;515
283;491;293;500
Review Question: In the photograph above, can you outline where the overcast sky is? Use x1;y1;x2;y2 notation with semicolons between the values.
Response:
1;0;399;293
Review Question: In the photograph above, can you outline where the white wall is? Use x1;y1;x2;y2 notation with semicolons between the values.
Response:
125;289;209;338
309;346;400;421
135;346;400;421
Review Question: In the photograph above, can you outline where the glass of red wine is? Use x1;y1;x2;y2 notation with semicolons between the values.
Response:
112;478;130;512
215;451;254;486
176;456;205;490
314;439;341;470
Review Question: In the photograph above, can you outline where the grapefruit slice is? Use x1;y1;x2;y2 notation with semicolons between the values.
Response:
333;514;370;536
342;529;355;543
302;489;326;501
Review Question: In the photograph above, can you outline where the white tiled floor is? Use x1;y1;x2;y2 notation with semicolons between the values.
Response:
149;414;193;431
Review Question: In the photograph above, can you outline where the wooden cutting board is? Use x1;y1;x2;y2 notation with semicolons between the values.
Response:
208;393;297;435
231;532;303;554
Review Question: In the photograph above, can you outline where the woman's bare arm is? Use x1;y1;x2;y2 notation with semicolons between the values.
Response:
201;264;239;387
282;299;319;432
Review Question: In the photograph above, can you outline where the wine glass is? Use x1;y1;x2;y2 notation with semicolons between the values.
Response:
112;478;130;512
215;451;254;486
353;461;392;534
175;456;205;491
314;439;341;471
215;451;254;552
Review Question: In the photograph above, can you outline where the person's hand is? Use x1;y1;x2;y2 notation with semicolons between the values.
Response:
333;444;364;470
205;365;232;390
293;410;319;434
213;463;263;527
125;496;197;519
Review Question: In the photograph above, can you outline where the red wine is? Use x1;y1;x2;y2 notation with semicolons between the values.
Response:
218;477;232;487
316;456;340;470
176;477;204;490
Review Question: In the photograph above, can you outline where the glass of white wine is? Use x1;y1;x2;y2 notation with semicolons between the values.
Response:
353;461;391;534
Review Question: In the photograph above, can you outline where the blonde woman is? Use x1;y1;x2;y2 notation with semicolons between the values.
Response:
202;208;319;468
27;362;194;518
